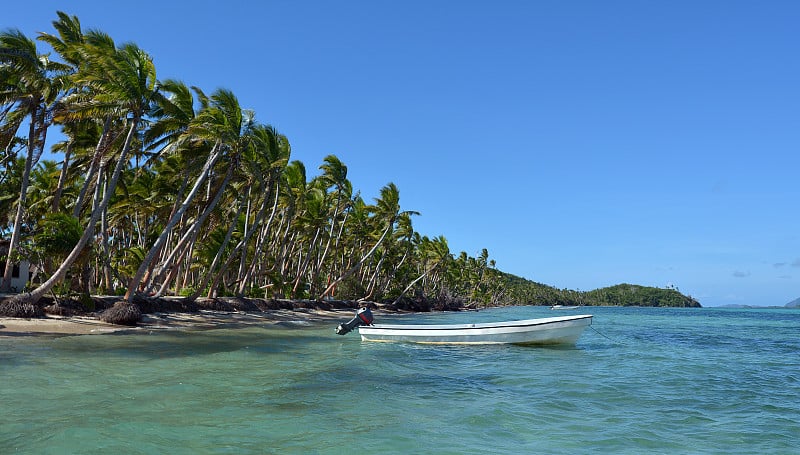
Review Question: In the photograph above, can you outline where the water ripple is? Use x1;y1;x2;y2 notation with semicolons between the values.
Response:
2;307;799;454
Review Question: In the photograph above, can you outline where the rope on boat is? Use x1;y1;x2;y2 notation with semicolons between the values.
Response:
589;322;625;345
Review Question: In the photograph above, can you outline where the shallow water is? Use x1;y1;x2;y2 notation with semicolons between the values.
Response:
2;306;799;454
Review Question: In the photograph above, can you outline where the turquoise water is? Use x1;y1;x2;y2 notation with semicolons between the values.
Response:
2;306;798;454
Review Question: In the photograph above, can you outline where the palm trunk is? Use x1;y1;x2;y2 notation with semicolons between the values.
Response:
52;141;73;212
193;194;246;300
207;181;271;296
318;217;394;300
12;118;139;305
100;172;113;291
1;108;38;292
291;227;321;298
180;231;200;291
360;250;386;302
169;162;235;302
382;247;410;296
154;230;195;297
392;259;444;305
237;184;280;295
73;116;112;218
124;144;221;300
310;193;342;292
138;170;190;291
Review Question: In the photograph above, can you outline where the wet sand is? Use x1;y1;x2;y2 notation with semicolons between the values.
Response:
0;308;356;337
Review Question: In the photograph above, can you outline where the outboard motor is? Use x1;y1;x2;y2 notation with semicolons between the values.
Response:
335;307;374;335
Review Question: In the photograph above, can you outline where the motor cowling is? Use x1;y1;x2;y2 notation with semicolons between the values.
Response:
335;307;374;335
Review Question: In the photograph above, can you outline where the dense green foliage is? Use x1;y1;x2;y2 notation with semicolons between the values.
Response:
583;284;701;307
485;273;701;308
1;12;700;309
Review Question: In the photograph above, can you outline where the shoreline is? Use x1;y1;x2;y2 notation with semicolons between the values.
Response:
0;307;362;337
0;292;468;338
0;294;386;338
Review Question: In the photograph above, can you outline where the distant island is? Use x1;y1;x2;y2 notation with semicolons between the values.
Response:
492;272;701;308
717;297;800;309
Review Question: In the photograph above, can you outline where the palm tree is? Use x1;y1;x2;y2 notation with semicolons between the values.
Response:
290;183;327;297
31;212;87;297
23;159;62;222
37;11;85;70
312;155;352;296
0;153;24;230
366;210;416;300
48;119;101;213
202;123;290;297
0;29;70;292
265;160;307;297
13;42;158;305
40;23;119;221
122;79;201;293
393;235;450;304
2;13;522;307
128;88;250;302
319;182;417;300
38;11;89;215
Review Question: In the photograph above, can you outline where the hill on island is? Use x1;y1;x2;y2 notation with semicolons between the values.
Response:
786;298;800;308
582;283;701;307
494;272;701;308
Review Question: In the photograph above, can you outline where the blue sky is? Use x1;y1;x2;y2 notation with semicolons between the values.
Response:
5;1;799;306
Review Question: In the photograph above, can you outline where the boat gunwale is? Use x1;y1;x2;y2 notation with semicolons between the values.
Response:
359;314;593;332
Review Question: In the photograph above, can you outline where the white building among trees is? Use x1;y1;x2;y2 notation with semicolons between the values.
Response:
0;240;30;293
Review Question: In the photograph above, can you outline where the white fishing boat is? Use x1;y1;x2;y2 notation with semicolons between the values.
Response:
550;305;580;310
356;314;593;345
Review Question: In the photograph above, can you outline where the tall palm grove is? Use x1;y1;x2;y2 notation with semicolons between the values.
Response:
1;12;517;311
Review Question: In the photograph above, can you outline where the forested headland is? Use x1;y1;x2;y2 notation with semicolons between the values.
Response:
0;12;699;322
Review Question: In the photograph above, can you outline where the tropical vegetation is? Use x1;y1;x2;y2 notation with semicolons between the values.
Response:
1;12;700;317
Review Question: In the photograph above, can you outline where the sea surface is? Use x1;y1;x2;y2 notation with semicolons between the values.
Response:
1;306;798;454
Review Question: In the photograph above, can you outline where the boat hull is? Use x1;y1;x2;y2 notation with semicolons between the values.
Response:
358;314;592;345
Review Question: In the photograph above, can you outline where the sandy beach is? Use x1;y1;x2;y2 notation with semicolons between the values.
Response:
0;307;360;337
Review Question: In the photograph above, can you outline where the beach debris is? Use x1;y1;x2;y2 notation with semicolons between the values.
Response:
0;300;44;318
100;301;142;326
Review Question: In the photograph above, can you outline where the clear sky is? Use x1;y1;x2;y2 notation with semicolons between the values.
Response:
5;1;799;306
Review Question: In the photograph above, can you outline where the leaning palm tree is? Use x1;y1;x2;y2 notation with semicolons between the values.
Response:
123;79;201;292
201;123;291;297
0;152;24;228
12;42;159;305
37;11;88;214
392;235;450;305
318;182;417;300
311;155;352;294
232;129;292;296
0;29;70;292
126;88;250;302
37;11;85;70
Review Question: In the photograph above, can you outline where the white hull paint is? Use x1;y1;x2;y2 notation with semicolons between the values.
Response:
358;314;593;345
